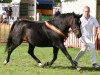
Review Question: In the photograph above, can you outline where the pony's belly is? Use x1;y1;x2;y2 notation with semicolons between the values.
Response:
36;45;53;47
35;42;53;47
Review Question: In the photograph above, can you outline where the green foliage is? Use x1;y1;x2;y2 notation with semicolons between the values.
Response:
53;0;61;3
0;0;12;3
0;43;100;75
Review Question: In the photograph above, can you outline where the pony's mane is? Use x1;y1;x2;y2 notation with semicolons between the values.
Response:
51;12;77;23
57;12;77;18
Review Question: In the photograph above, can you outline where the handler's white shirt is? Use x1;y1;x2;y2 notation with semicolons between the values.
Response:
80;16;99;37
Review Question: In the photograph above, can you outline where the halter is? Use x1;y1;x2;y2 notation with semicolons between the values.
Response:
45;21;67;40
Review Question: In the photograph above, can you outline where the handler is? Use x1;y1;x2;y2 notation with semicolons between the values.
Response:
74;6;100;69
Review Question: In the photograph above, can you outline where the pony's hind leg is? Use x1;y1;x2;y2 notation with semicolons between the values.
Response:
28;43;42;67
43;46;59;66
4;43;20;64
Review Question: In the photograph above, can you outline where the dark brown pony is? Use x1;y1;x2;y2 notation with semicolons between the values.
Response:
4;12;82;69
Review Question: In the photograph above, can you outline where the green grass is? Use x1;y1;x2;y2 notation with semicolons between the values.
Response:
0;43;100;75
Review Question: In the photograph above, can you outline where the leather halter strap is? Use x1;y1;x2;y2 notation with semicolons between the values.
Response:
45;21;67;40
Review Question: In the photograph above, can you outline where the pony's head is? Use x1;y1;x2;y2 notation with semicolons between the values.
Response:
65;12;82;38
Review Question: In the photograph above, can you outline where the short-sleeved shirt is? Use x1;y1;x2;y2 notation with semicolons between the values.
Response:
80;16;99;37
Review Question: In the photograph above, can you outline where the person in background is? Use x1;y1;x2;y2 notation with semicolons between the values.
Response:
74;6;100;69
52;8;61;21
6;5;12;23
54;8;61;16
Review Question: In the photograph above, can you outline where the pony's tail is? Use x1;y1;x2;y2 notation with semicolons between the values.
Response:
5;33;12;52
5;20;18;52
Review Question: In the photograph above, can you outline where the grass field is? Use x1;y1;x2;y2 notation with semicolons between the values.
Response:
0;43;100;75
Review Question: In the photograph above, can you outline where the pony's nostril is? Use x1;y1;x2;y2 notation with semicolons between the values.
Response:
78;34;82;38
77;34;81;38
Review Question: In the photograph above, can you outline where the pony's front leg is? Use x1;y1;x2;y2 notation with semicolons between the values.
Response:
43;46;59;66
58;44;77;69
28;44;42;67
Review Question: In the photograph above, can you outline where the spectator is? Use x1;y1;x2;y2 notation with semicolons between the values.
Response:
6;5;12;23
54;8;61;16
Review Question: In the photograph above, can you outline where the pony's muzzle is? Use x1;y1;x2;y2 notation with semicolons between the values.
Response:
77;33;82;38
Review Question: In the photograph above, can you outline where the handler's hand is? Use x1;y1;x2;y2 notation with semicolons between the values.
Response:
97;27;100;39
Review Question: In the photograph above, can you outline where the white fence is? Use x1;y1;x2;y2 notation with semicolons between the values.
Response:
64;33;81;48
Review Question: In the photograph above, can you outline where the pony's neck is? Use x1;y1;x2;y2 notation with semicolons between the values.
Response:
48;18;70;36
49;18;66;30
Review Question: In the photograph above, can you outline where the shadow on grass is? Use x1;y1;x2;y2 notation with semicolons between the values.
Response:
34;64;100;71
52;66;100;71
80;66;100;71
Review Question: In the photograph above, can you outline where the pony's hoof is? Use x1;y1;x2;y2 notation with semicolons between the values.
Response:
44;62;51;66
72;66;81;71
38;63;43;67
4;60;7;65
76;67;81;71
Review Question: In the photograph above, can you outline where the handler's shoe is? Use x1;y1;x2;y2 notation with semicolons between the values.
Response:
73;61;78;67
92;63;100;69
73;61;78;68
73;61;81;71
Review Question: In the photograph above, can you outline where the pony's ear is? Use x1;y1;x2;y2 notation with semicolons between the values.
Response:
78;14;82;18
72;12;75;14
